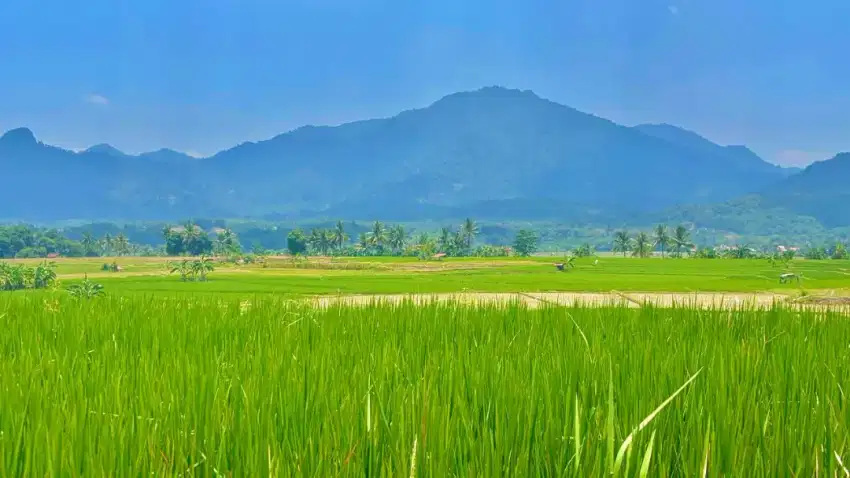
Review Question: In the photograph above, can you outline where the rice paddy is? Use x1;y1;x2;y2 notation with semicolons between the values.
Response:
2;256;850;475
2;295;850;476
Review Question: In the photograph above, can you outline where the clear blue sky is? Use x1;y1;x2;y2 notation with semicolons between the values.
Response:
1;0;847;165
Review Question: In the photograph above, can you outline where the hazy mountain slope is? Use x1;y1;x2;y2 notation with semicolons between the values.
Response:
0;87;803;222
757;153;850;227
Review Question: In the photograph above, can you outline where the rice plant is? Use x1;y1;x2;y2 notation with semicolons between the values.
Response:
0;297;848;476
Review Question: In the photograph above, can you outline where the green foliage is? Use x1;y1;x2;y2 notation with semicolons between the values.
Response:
724;244;759;259
168;256;215;282
692;247;718;259
832;242;848;260
101;261;121;272
162;222;213;256
653;224;671;257
287;229;308;256
612;231;632;257
572;243;595;257
513;229;538;256
670;225;693;257
805;247;828;260
0;225;86;259
66;276;104;299
213;228;242;256
0;261;57;291
1;298;849;474
632;232;653;258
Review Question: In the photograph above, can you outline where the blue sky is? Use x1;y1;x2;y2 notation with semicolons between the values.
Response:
1;0;848;165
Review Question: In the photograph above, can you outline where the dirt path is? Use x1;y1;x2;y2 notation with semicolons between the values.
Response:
308;291;850;310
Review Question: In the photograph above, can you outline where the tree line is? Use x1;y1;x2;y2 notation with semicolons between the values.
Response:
285;219;536;257
2;221;847;260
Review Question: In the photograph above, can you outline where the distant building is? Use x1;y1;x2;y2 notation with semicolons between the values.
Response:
46;253;60;259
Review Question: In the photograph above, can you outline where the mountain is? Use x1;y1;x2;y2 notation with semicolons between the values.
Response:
0;87;797;222
138;148;196;163
83;143;129;158
757;153;850;227
0;128;211;220
633;124;796;177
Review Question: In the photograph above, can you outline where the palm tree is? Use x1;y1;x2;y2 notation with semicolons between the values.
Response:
368;221;386;250
653;224;671;258
612;231;632;257
81;231;97;256
114;233;130;256
318;229;333;256
438;227;452;253
308;228;323;254
100;233;114;256
214;228;240;256
357;232;369;251
452;231;466;255
181;221;204;255
461;218;479;249
671;225;693;257
331;221;349;250
632;232;653;258
387;225;407;255
832;242;848;260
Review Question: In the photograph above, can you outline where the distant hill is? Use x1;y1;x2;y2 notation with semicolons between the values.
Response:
633;124;797;177
0;87;803;223
757;152;850;227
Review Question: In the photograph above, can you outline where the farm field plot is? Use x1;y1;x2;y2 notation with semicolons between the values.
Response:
18;256;850;297
1;297;849;475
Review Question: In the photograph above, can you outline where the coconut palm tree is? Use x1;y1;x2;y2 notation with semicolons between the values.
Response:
317;229;333;256
832;242;848;260
81;231;98;256
461;218;479;249
357;232;370;252
653;224;671;258
671;225;693;258
368;221;386;250
438;227;452;253
612;231;632;257
331;221;349;250
387;225;407;255
114;233;130;256
452;231;466;255
632;232;653;258
100;233;114;256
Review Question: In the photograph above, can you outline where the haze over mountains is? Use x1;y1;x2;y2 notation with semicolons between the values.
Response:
0;87;845;228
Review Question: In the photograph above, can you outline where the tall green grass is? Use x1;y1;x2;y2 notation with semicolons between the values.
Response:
1;297;848;475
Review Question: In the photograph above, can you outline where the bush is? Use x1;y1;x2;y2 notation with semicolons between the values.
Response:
67;276;104;299
0;261;57;291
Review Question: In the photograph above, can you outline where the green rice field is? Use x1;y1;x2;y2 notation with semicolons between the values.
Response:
2;296;849;475
11;255;850;296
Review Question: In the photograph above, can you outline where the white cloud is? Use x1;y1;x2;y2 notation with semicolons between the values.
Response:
668;5;679;14
85;94;110;106
184;150;206;159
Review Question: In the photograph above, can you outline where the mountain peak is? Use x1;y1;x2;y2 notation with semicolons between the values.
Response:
139;148;196;162
434;86;540;105
84;143;128;157
0;127;37;147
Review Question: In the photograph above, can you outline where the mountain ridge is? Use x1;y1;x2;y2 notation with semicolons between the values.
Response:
0;86;843;227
